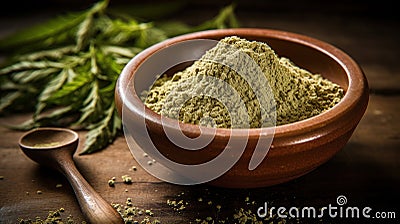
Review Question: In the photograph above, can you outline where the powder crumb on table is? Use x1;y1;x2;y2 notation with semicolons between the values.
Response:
112;197;160;224
17;208;83;224
122;175;132;184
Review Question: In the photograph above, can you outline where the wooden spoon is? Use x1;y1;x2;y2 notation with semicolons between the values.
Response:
18;127;124;224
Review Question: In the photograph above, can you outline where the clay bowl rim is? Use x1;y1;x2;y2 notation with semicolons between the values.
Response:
116;28;367;141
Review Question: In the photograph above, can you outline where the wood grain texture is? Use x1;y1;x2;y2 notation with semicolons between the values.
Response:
1;97;398;223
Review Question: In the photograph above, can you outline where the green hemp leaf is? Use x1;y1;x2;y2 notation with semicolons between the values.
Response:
0;0;239;154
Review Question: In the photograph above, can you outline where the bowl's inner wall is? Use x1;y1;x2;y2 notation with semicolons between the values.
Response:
133;40;217;97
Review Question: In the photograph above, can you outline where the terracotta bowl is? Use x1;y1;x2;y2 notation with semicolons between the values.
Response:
115;28;369;188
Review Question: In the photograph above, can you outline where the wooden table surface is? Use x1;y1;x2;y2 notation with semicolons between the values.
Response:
1;1;399;223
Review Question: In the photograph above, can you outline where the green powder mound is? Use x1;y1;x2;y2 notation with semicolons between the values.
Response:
143;36;344;128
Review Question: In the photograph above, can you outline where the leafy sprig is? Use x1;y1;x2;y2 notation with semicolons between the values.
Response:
0;0;239;154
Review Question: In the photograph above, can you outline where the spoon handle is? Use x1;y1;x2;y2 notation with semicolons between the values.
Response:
58;158;124;224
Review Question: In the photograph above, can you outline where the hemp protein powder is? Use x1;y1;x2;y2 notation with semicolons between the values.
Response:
143;36;344;128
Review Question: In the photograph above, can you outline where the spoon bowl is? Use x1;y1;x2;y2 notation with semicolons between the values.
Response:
19;127;78;169
19;127;124;224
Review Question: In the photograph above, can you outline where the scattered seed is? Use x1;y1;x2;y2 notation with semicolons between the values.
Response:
36;190;42;195
56;184;63;188
145;209;154;216
167;198;188;212
122;175;132;184
0;175;4;180
132;166;137;171
108;179;115;187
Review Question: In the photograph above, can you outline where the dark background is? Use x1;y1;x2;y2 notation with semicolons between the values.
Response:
0;0;398;19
